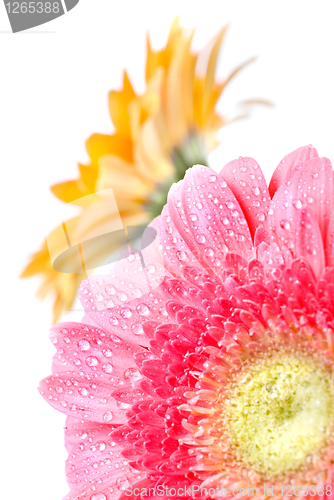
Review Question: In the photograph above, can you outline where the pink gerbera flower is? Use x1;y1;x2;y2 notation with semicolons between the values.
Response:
40;145;334;500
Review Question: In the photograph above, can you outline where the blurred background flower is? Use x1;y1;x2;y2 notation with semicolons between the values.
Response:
21;18;270;322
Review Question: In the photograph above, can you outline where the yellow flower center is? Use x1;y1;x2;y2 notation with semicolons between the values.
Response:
226;353;334;478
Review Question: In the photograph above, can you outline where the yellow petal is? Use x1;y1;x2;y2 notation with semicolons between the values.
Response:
96;155;151;201
50;180;86;203
86;133;133;165
108;71;136;136
201;25;228;127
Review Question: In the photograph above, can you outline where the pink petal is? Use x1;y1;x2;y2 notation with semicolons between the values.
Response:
167;165;254;279
64;416;117;454
219;157;270;239
63;417;144;499
78;278;172;347
158;202;203;275
39;371;128;424
49;322;144;379
325;211;334;267
266;157;333;253
268;145;319;198
295;207;325;279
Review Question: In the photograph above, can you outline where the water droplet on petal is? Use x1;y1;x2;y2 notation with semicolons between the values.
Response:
208;175;217;183
196;234;206;244
124;368;142;382
176;251;187;261
280;220;291;230
78;387;88;396
103;411;113;423
105;285;115;296
252;187;260;196
147;264;156;274
293;199;303;209
189;213;198;221
85;356;98;367
78;339;90;351
136;304;150;316
204;247;214;257
110;334;121;343
94;293;104;302
120;308;132;319
102;363;113;374
131;323;144;335
117;292;128;302
195;202;203;210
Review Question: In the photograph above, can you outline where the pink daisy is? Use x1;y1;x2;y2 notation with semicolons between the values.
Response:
40;145;334;500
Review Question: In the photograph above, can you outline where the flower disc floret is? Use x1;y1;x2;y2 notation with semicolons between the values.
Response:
226;352;334;477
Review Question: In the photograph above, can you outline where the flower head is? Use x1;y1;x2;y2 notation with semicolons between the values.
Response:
39;145;334;500
22;18;269;322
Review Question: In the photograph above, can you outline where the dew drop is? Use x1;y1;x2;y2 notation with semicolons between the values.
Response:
252;187;260;196
189;213;198;221
136;304;150;316
176;251;187;261
105;285;115;296
147;264;156;274
120;308;132;319
117;292;128;302
85;356;98;367
109;317;119;326
208;175;217;183
131;323;144;335
94;293;104;302
196;202;203;210
196;234;206;244
124;368;142;382
102;363;113;374
293;199;302;209
103;411;113;423
204;247;214;257
78;340;90;352
110;334;121;344
280;220;291;230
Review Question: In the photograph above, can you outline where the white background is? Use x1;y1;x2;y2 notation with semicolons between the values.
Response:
1;1;334;499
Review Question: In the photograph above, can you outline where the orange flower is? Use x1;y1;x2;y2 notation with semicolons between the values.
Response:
21;18;270;321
